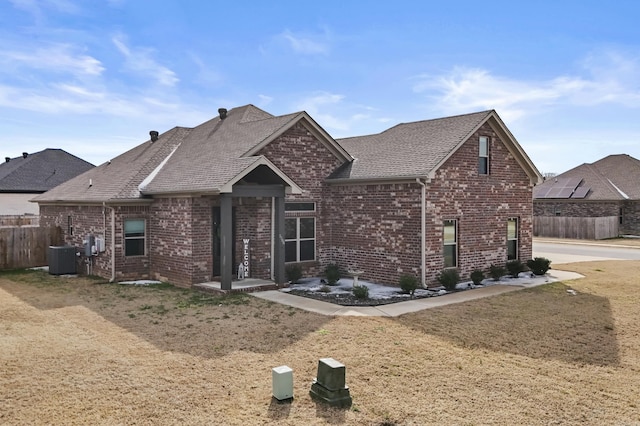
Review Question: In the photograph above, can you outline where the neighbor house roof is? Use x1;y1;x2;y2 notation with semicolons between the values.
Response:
331;110;541;184
34;105;349;203
534;154;640;201
0;149;94;193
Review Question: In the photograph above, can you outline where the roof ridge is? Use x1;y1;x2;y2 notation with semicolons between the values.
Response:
382;109;493;133
238;104;276;123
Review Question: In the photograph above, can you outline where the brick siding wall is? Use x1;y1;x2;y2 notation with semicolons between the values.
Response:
622;200;640;235
533;200;621;217
39;204;151;281
259;122;345;278
328;122;534;286
38;121;536;288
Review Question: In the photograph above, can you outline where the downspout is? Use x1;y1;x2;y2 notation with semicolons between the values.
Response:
416;178;427;288
108;205;116;283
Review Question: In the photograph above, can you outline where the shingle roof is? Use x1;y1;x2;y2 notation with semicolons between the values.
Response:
533;154;640;201
0;149;94;193
332;110;494;180
34;105;541;204
33;105;340;203
33;127;191;202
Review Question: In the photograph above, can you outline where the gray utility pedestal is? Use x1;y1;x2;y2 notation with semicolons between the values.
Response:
309;358;352;408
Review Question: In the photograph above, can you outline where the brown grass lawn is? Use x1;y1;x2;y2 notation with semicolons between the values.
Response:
2;261;640;425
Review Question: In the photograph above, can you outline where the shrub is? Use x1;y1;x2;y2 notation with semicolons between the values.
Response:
352;284;369;299
437;268;460;291
399;274;419;296
324;263;341;285
285;264;302;284
489;264;506;281
318;284;332;293
506;259;525;278
470;269;484;285
527;257;552;276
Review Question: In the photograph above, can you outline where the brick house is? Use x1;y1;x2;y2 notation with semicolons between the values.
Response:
33;105;541;289
534;154;640;238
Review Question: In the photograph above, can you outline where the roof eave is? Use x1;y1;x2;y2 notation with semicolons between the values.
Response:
326;175;430;186
219;156;303;194
36;198;154;206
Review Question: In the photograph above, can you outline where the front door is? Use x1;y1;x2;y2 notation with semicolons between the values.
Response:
212;206;236;278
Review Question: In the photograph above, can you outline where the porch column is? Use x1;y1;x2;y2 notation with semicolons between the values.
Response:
273;195;286;285
220;194;233;290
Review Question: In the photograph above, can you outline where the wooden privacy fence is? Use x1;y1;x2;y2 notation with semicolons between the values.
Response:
0;226;62;270
534;216;619;240
0;215;39;227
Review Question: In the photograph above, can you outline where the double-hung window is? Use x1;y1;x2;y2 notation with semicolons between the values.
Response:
124;219;145;256
285;217;315;262
479;136;489;175
443;219;457;268
284;202;316;262
507;218;518;260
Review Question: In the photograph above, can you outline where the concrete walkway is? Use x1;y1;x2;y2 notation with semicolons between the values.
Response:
251;269;583;317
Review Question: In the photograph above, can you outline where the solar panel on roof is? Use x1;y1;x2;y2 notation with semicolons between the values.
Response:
557;187;575;198
535;187;552;198
571;186;590;199
565;177;582;189
545;188;565;198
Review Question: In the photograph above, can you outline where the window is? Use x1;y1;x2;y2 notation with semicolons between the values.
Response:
67;215;73;236
285;217;315;262
443;220;457;268
619;207;623;225
124;219;145;256
507;218;518;260
285;202;315;212
479;136;489;175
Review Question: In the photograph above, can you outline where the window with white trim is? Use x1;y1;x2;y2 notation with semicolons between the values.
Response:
285;217;315;262
479;136;489;175
507;218;518;260
443;219;457;268
124;219;145;256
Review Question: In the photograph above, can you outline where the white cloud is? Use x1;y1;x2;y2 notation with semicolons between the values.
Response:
294;92;376;136
9;0;80;20
0;43;104;77
257;94;273;107
112;33;179;87
278;29;330;55
413;50;640;121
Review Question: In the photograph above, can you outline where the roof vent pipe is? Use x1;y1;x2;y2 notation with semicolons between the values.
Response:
22;152;28;158
5;157;10;163
150;131;159;142
218;108;227;119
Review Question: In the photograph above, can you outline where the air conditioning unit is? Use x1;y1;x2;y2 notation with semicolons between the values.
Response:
48;246;77;275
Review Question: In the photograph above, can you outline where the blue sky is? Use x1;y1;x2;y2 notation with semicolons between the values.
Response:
2;0;639;175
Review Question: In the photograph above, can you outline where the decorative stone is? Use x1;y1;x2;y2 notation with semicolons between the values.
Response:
309;358;352;408
272;365;293;401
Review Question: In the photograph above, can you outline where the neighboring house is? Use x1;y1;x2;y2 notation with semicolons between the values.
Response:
34;105;541;289
534;154;640;238
0;149;94;217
